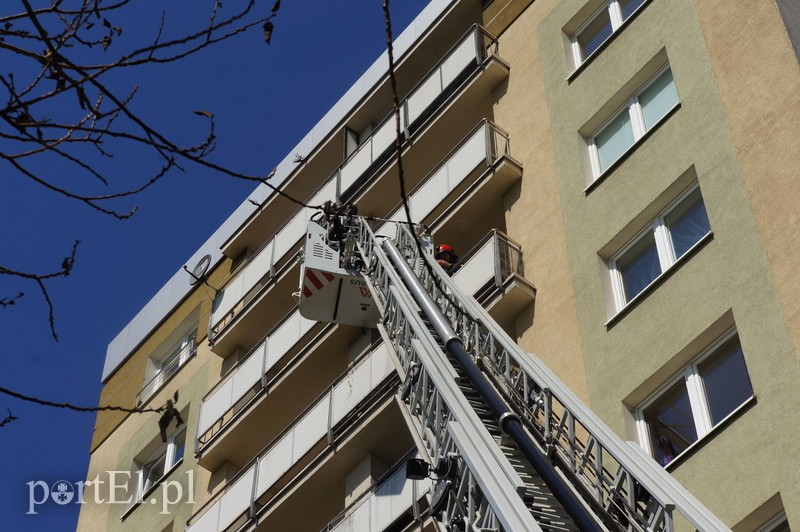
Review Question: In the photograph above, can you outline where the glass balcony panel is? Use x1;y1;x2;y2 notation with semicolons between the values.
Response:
377;122;493;235
188;345;394;532
328;463;430;532
197;310;315;442
230;344;264;399
256;431;294;494
340;140;375;192
211;28;504;340
441;32;478;90
198;378;234;438
406;73;443;126
219;467;255;530
405;28;476;126
410;166;451;221
453;237;495;295
446;125;487;182
189;500;220;532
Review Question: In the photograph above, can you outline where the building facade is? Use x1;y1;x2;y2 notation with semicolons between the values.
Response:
78;0;800;530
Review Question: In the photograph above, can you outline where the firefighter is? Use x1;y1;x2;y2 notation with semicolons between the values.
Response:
435;244;458;273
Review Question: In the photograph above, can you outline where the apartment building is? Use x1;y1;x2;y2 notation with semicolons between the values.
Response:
78;0;800;530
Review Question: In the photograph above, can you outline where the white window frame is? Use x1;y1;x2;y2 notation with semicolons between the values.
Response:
152;327;197;392
635;328;754;465
139;326;198;406
136;426;186;500
571;0;650;69
609;183;710;311
759;512;790;532
588;66;678;179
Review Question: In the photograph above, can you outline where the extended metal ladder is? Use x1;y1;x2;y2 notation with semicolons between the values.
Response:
333;214;729;531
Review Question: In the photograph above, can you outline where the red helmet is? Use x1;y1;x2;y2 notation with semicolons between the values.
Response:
436;244;454;255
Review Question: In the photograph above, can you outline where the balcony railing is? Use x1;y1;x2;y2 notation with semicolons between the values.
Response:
196;147;517;452
186;344;395;532
321;452;431;532
136;337;196;407
209;25;503;342
196;308;317;447
374;119;511;234
451;229;523;299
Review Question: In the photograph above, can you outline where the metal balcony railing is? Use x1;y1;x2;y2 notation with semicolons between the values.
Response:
451;229;523;299
374;119;511;234
186;345;396;532
196;307;318;448
197;120;514;453
208;25;504;342
136;337;196;407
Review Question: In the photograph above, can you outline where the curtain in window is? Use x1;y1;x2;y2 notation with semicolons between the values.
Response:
639;69;678;129
578;10;613;59
699;343;753;425
668;199;710;258
620;237;661;301
596;110;635;171
644;381;697;465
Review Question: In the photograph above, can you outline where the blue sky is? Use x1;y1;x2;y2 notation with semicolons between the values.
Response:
0;1;425;529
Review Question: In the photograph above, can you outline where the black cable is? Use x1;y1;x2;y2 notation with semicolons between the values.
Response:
0;385;163;414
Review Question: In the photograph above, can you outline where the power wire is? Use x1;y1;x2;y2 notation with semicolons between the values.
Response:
381;0;472;317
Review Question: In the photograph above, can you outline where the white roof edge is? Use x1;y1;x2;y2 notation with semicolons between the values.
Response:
101;0;456;383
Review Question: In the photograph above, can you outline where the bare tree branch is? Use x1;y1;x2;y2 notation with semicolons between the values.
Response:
0;409;19;428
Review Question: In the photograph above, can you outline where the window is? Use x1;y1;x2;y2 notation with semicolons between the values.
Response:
138;326;197;406
588;67;679;177
609;184;710;310
759;513;791;532
136;426;186;499
571;0;649;68
636;330;754;466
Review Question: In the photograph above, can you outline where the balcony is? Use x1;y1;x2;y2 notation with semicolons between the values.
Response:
321;454;431;532
372;120;521;234
208;25;508;352
196;319;370;470
452;230;535;327
196;121;522;461
186;344;398;532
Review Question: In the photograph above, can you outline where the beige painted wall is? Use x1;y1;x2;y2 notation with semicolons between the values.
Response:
78;349;212;531
91;260;230;451
493;0;592;401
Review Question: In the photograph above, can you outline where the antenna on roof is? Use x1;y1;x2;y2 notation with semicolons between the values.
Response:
183;254;221;296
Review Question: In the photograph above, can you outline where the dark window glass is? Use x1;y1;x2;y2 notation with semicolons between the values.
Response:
619;0;647;21
699;337;753;425
577;9;613;59
618;233;661;301
643;380;697;466
666;189;711;258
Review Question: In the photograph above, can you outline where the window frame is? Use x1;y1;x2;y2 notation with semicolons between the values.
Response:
635;328;755;467
139;325;198;406
135;425;186;500
759;512;790;532
570;0;651;70
587;65;679;179
608;183;711;312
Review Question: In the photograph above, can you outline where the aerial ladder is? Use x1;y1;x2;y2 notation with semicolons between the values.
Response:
298;205;731;532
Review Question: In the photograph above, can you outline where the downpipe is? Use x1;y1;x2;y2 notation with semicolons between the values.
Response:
382;238;601;532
